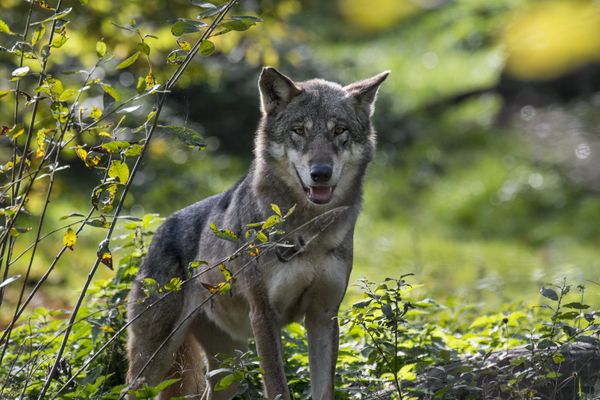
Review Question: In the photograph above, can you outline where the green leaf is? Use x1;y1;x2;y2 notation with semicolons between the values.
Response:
123;143;143;157
0;89;13;98
171;19;207;36
166;49;187;64
100;83;121;101
0;19;14;35
540;287;559;301
33;7;73;25
199;40;215;56
58;88;77;102
261;215;281;230
164;277;183;292
189;260;208;268
563;302;590;310
96;40;107;57
108;160;130;183
271;204;282;216
160;125;205;149
137;42;150;56
221;16;262;32
51;32;68;48
32;25;46;45
116;51;140;69
210;223;238;242
256;231;268;243
215;374;237;391
98;140;131;154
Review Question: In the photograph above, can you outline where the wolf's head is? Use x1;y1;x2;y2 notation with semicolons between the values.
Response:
254;67;388;207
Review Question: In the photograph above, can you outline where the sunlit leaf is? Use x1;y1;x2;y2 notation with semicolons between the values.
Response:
176;39;191;51
256;230;268;243
108;160;130;183
201;281;230;294
35;128;50;158
58;88;77;102
116;51;140;69
97;140;130;154
50;101;69;122
63;227;77;250
96;40;106;57
123;143;143;157
0;19;14;35
262;214;281;230
0;89;13;99
271;204;282;217
97;239;113;270
51;32;68;48
32;25;46;45
100;83;121;101
145;71;155;90
90;105;102;120
209;223;238;242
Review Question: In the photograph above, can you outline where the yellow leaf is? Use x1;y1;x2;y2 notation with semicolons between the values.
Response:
176;39;191;51
63;228;76;250
144;71;155;91
35;128;51;159
90;106;102;120
108;160;129;183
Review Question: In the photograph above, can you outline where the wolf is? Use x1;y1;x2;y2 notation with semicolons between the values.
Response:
126;67;389;399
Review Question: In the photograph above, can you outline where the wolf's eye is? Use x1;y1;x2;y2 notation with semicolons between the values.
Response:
334;126;346;135
292;127;305;135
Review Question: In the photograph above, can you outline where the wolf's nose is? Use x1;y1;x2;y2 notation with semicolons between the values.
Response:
310;164;332;183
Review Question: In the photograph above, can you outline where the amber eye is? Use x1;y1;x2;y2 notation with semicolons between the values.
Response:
292;127;305;135
334;126;346;135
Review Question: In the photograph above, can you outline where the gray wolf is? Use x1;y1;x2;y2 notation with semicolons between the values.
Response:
126;67;388;399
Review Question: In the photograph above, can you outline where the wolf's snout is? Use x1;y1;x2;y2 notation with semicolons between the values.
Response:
310;164;332;183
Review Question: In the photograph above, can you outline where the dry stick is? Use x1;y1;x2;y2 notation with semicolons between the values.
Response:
54;206;347;397
0;0;36;310
37;2;240;397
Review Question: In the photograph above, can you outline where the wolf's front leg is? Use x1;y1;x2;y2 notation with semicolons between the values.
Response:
305;305;340;400
249;303;290;399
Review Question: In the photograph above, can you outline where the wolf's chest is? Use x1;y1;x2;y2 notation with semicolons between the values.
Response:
264;249;349;324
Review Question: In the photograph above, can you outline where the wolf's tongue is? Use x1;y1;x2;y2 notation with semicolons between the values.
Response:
308;186;333;204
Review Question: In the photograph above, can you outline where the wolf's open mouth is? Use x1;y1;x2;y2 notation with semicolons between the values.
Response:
305;186;334;204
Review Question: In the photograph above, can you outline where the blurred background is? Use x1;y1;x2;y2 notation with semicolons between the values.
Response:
1;0;599;317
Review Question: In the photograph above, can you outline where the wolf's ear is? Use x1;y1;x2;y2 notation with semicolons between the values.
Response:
344;71;390;115
259;67;302;115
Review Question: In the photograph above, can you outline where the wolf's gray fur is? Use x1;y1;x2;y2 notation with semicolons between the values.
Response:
127;67;388;399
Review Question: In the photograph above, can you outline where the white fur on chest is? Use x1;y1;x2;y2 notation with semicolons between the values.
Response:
265;251;349;323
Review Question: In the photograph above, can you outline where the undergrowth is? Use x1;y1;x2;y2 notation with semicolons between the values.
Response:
1;219;598;399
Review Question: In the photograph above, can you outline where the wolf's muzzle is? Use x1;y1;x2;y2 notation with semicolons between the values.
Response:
310;164;332;183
